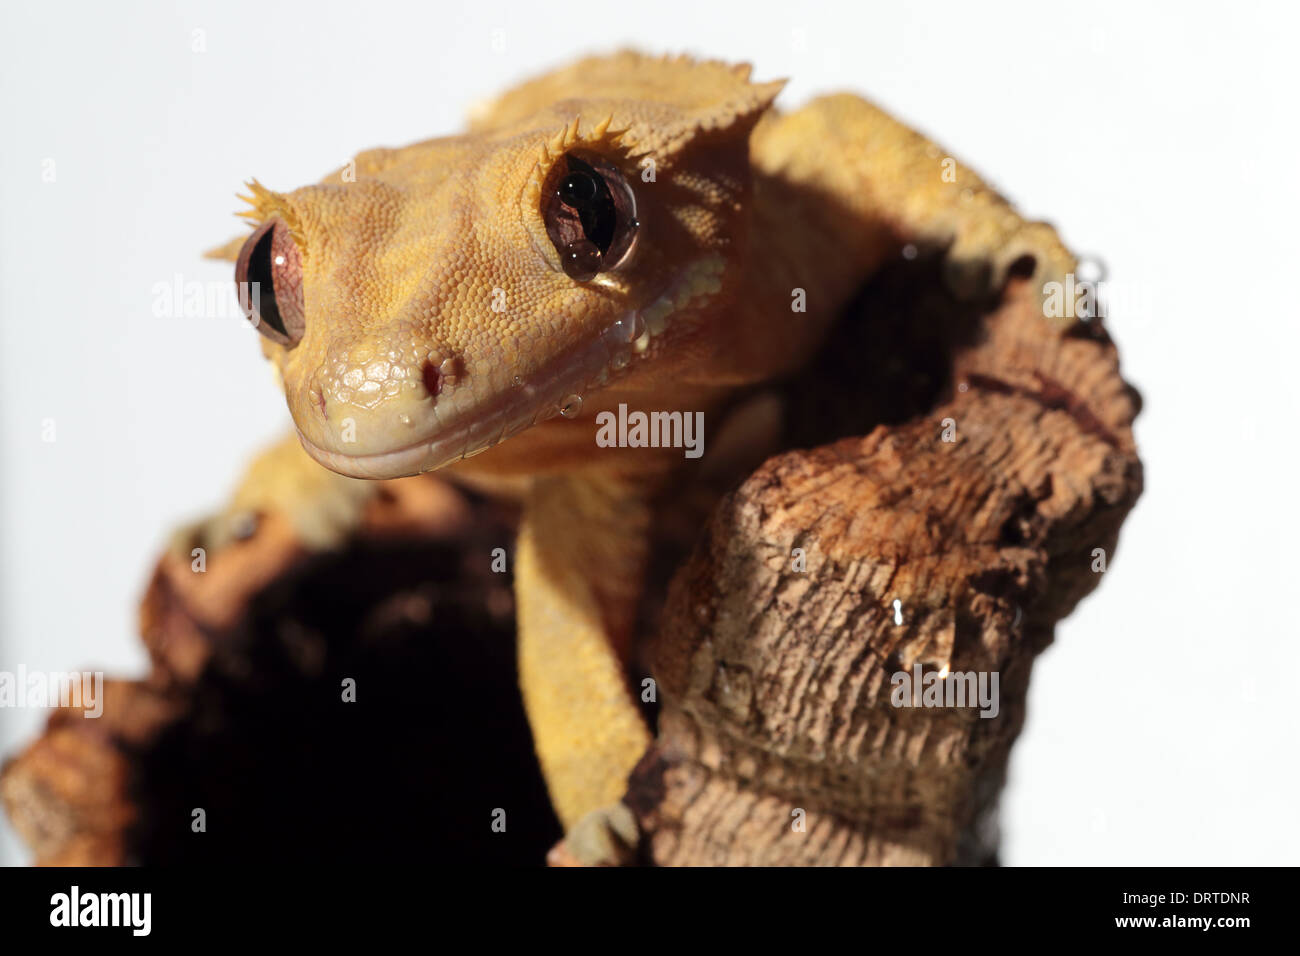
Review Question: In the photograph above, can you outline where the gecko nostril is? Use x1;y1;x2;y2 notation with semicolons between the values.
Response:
1006;254;1037;280
421;361;443;398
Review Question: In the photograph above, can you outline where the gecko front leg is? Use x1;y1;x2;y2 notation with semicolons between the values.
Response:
514;471;656;865
752;93;1078;315
170;431;376;558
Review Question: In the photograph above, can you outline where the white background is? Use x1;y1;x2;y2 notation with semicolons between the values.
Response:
2;0;1297;866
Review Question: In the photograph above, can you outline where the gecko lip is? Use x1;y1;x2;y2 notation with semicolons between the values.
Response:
295;308;650;480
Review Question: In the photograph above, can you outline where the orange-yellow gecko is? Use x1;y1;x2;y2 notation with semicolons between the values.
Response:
196;51;1075;864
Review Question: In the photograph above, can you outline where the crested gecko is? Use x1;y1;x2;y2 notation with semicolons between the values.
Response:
193;51;1075;864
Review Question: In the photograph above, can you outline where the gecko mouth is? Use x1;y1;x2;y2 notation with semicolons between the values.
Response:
296;308;650;480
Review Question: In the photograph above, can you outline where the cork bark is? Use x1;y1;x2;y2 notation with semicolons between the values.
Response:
1;252;1141;866
627;268;1142;865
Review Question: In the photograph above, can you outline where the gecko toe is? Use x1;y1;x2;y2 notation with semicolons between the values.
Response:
547;802;640;867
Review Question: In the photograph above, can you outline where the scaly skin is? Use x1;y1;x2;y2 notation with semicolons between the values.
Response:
196;51;1076;863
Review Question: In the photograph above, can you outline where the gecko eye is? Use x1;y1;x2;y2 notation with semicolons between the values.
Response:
235;218;305;347
543;152;639;281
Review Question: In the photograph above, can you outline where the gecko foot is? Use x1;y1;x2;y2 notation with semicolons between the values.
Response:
168;508;263;559
168;434;376;562
941;219;1077;311
546;802;640;867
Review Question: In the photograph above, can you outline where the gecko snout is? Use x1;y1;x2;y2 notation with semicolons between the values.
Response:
293;341;458;461
236;218;306;347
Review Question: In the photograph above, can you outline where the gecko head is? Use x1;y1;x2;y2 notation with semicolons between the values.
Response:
224;53;784;479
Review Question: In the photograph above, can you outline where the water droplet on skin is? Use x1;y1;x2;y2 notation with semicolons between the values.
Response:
559;394;583;418
561;240;601;281
892;599;904;626
398;413;413;426
1076;255;1107;285
512;375;524;388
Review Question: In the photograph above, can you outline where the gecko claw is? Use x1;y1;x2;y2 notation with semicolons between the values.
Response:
546;802;640;867
939;218;1078;333
167;510;261;561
